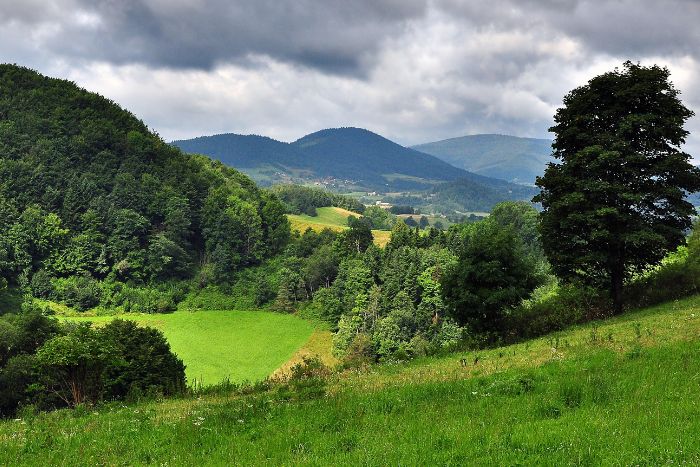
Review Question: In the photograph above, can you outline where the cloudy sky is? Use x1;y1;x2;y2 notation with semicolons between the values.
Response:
2;0;699;155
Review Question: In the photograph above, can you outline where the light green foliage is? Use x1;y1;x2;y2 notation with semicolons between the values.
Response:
362;205;395;230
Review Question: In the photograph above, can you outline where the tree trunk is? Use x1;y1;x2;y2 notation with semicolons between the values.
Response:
610;260;624;315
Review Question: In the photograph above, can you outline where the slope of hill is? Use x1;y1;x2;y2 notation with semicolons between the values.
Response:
0;64;289;289
290;127;480;188
413;134;554;184
3;294;700;464
171;133;310;177
66;310;315;385
287;206;392;247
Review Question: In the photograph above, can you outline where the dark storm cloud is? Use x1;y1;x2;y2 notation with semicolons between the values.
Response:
1;0;427;74
437;0;700;61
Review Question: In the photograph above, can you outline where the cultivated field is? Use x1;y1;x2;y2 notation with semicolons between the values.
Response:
287;206;392;247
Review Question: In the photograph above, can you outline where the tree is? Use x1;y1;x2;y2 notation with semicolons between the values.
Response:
535;62;700;313
419;216;430;230
35;323;116;406
442;221;541;335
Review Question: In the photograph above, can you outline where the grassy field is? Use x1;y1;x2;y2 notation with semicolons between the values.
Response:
65;311;316;386
4;295;700;464
287;206;392;247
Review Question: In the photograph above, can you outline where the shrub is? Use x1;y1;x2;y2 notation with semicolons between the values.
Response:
506;282;608;341
29;270;54;299
341;333;375;368
53;274;102;311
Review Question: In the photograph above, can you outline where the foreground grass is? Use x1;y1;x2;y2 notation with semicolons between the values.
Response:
66;310;316;386
4;295;700;465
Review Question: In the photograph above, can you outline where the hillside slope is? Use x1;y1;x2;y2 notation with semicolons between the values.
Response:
413;134;554;184
3;295;700;464
0;64;289;288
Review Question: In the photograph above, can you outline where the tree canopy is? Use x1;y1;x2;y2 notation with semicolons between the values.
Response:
535;62;700;312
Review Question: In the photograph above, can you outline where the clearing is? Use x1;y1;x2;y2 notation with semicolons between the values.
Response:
287;206;391;247
66;310;316;386
5;295;700;464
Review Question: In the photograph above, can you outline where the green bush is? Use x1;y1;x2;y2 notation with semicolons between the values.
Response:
53;275;103;311
506;282;608;341
29;270;54;299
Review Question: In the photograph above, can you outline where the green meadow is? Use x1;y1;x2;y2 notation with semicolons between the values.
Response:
66;311;316;386
5;295;700;465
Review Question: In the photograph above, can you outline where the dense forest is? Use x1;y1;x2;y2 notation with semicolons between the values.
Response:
270;184;365;216
0;65;290;310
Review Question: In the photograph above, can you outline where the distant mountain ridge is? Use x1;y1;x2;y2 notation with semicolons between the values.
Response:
412;134;554;184
173;127;509;190
172;127;539;212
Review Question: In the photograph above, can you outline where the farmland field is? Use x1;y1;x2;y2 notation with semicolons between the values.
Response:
66;310;316;386
287;206;391;246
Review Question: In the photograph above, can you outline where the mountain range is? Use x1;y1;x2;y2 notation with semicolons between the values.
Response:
172;128;542;213
173;128;483;189
412;134;554;184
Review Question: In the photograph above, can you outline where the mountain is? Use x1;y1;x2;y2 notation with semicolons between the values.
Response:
412;134;554;184
0;64;289;289
174;127;479;190
289;127;475;188
172;128;529;192
172;133;308;172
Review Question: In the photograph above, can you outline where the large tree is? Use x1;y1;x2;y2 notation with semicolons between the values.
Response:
535;62;700;313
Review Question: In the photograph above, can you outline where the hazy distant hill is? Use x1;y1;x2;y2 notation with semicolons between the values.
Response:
172;127;540;211
412;134;554;184
174;128;508;190
171;133;309;177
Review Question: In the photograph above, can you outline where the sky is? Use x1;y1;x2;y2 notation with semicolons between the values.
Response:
2;0;700;156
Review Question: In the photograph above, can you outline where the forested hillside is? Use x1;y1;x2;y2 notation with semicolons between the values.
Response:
0;65;290;295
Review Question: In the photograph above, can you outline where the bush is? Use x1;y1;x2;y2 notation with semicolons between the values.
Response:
53;275;102;311
506;282;608;341
276;356;330;401
341;333;375;368
29;270;54;299
100;319;186;400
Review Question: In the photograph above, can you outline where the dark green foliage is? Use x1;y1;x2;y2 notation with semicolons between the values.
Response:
0;65;289;297
404;216;418;227
389;205;414;215
535;62;700;313
270;185;364;216
442;221;542;335
100;320;186;400
0;312;184;416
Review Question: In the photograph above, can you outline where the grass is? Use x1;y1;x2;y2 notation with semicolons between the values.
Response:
4;295;700;465
287;206;391;247
65;310;316;386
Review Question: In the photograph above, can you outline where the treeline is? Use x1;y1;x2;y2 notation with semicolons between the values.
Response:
253;202;545;361
270;184;365;216
0;65;289;296
0;310;185;417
